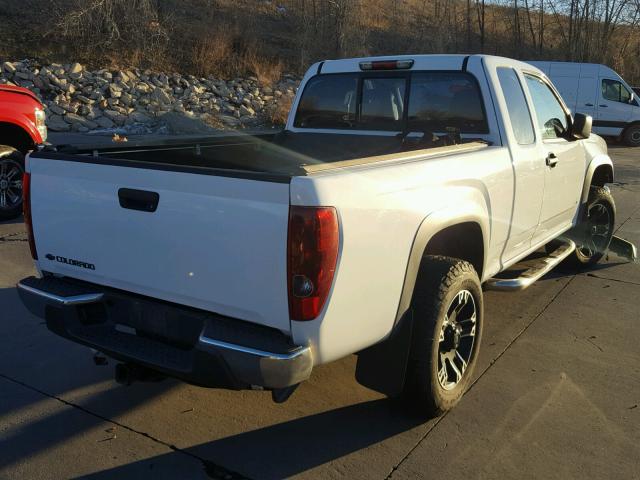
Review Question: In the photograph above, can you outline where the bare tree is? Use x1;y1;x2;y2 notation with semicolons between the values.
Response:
54;0;171;66
43;0;640;85
475;0;486;52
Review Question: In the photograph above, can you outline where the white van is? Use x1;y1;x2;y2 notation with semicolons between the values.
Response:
528;61;640;146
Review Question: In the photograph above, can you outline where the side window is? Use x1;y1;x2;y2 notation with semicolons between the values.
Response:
497;68;535;145
524;74;569;140
602;79;631;104
408;72;488;133
294;75;358;129
360;77;406;130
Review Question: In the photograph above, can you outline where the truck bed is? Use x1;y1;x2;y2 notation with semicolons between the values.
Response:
47;131;488;180
28;130;488;335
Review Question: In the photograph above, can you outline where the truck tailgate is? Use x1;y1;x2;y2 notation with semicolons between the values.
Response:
28;156;292;332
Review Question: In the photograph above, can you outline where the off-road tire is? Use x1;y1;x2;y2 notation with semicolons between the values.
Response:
0;146;25;221
563;186;615;268
403;255;483;417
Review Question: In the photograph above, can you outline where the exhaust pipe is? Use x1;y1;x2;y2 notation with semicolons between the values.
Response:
115;363;166;386
92;350;108;366
115;363;134;386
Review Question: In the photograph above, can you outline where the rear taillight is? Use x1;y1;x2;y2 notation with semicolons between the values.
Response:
287;206;339;321
22;172;37;260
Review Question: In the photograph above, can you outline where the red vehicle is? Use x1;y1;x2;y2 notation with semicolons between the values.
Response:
0;85;47;220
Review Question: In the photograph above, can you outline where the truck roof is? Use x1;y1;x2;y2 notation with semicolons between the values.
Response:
314;54;543;76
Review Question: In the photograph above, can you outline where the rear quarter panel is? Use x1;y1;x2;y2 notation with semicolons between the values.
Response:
290;146;513;364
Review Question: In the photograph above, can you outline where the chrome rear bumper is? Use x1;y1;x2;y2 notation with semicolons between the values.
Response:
17;276;312;390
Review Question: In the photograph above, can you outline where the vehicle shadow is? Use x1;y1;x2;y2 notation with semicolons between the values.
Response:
502;249;630;282
0;285;179;473
80;397;425;480
0;375;179;470
0;215;23;224
0;283;427;479
542;259;629;280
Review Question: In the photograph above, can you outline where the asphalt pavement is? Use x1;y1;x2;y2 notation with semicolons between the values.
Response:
0;143;638;479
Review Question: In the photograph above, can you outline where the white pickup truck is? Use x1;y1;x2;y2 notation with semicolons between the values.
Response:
18;55;620;416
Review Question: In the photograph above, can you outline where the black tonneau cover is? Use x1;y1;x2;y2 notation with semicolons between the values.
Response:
37;130;487;181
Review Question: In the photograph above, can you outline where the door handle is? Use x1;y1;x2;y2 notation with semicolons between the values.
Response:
118;188;160;212
585;103;594;107
545;153;558;168
599;104;608;108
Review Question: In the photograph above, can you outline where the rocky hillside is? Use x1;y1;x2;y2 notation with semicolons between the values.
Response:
0;60;299;134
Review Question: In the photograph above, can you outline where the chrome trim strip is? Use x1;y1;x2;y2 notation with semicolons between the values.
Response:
198;334;310;361
17;282;104;306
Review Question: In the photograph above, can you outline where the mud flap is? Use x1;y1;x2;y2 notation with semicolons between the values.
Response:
355;310;413;397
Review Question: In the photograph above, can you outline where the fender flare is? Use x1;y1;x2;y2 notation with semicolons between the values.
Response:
580;154;614;204
0;114;41;146
393;205;489;325
355;204;489;397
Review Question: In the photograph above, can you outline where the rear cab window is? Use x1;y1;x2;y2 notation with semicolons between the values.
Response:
408;73;488;134
360;77;406;130
294;75;358;129
293;71;488;135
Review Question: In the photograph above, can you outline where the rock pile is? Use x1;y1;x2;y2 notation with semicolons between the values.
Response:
0;60;299;133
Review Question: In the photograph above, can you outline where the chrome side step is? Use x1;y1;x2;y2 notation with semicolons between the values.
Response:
485;239;576;292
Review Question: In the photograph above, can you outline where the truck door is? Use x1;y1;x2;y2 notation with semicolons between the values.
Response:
523;73;585;243
596;77;634;136
493;66;545;263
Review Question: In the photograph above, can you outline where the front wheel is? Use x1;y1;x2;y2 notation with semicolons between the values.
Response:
566;186;615;268
403;255;483;417
0;147;25;221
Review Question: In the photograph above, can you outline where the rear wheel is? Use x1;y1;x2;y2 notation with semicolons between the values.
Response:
0;147;25;221
403;255;483;417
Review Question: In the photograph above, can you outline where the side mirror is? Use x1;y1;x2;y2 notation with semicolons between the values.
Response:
572;113;592;139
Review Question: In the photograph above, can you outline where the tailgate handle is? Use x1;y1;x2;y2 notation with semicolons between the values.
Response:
118;188;160;212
